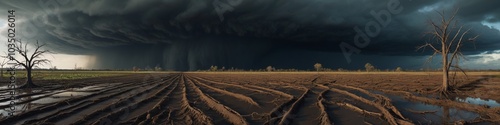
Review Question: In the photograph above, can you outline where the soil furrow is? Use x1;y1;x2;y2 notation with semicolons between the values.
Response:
190;77;261;108
87;75;180;124
0;76;153;124
329;83;407;120
124;76;180;124
167;75;213;125
185;75;248;125
190;75;270;94
287;86;330;125
265;88;309;125
329;87;411;125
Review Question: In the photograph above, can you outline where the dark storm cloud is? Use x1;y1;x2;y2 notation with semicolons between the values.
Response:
1;0;500;70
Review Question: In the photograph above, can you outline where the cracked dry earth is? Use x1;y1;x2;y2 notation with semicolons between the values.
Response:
1;72;500;125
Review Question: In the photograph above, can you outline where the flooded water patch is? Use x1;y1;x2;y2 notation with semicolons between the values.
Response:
53;92;94;97
0;86;9;90
0;103;44;116
456;97;500;108
31;97;71;104
396;99;480;124
72;86;105;91
370;90;488;124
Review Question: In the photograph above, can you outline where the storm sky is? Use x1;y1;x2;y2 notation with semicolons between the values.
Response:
1;0;500;70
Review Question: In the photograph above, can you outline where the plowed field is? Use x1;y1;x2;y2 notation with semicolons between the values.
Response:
1;72;500;125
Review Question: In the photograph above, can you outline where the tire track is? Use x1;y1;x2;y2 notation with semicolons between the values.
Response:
63;74;173;124
0;75;159;124
89;74;181;125
190;77;260;107
317;89;333;125
188;75;282;114
286;86;331;125
325;84;412;125
142;74;213;125
185;75;248;125
265;88;309;125
329;83;407;120
123;76;181;124
190;75;270;94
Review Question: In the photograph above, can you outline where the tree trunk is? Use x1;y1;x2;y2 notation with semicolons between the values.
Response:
442;53;449;92
0;66;3;79
23;68;37;88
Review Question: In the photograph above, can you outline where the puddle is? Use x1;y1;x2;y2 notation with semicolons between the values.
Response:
70;86;105;91
0;99;23;106
0;94;47;106
456;97;500;108
393;97;480;124
0;103;43;116
0;91;93;116
31;97;71;104
0;86;9;90
370;90;489;124
53;92;94;97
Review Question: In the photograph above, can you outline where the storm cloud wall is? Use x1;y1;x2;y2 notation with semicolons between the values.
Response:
1;0;500;70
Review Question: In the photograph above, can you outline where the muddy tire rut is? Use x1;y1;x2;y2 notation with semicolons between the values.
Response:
1;73;498;124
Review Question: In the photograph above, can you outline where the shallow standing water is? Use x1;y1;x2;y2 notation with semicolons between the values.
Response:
371;90;496;124
456;97;500;108
0;85;101;117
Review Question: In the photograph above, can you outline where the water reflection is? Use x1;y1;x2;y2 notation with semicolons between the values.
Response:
0;88;40;116
53;92;93;97
371;90;484;124
456;97;500;108
0;85;101;117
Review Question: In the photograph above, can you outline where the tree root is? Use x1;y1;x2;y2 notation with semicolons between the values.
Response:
405;109;437;114
328;101;382;117
385;90;500;124
329;83;407;120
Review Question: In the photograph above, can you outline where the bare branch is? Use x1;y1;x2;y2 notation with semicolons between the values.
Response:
448;25;464;49
9;56;28;69
429;21;444;40
417;43;441;53
8;40;51;70
32;59;51;67
450;65;468;79
449;28;472;67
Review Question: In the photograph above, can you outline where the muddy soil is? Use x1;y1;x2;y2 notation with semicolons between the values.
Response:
0;72;499;125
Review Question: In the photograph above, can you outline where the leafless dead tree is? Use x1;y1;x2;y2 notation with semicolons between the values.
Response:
314;63;322;73
7;40;51;88
417;8;478;94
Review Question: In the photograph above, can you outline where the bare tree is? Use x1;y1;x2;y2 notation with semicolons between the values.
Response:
8;40;51;88
417;8;478;94
314;63;322;72
266;66;273;72
154;65;162;71
133;66;139;72
209;65;218;71
365;63;375;72
395;67;403;72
